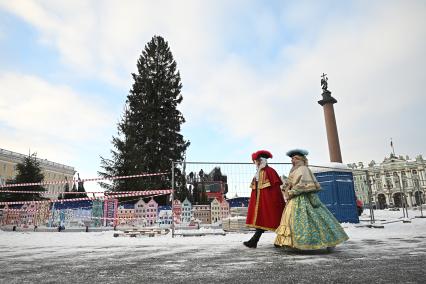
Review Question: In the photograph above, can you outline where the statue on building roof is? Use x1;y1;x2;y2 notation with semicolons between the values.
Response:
368;160;376;167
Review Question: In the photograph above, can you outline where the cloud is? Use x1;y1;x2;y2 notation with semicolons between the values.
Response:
182;0;426;163
0;0;425;166
0;72;113;163
0;0;222;87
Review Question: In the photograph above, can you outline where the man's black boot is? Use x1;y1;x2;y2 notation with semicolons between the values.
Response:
243;229;264;248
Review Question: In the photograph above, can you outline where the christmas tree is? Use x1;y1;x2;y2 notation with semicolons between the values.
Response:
99;35;190;204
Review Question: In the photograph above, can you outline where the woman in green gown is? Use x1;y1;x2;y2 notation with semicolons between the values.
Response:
274;149;349;250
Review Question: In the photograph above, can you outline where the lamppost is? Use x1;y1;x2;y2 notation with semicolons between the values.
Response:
413;175;425;218
171;161;175;238
395;172;409;221
364;171;375;225
385;179;392;209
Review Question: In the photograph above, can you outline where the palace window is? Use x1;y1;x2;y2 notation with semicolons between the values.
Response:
403;180;408;188
393;177;399;187
413;178;420;188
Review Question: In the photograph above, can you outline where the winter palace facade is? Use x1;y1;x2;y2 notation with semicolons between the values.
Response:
349;154;426;209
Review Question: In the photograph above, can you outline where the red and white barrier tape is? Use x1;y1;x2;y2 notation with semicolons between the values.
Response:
69;216;153;220
0;190;102;194
0;172;169;188
0;189;173;205
0;190;162;195
0;193;170;212
0;209;40;212
0;213;155;221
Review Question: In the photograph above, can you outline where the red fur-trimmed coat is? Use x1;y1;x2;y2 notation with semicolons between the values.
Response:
246;166;285;231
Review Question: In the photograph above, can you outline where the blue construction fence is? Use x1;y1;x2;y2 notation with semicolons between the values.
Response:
226;171;359;224
314;170;359;223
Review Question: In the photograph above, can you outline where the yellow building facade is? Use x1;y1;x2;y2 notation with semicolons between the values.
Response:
0;148;76;199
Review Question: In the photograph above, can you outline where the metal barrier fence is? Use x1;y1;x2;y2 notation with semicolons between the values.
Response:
175;161;359;197
178;162;292;198
172;161;426;228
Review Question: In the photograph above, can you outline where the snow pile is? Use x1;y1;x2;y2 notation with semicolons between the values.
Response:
310;162;352;173
0;210;425;256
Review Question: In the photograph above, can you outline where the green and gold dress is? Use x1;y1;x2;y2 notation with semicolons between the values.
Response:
274;165;349;250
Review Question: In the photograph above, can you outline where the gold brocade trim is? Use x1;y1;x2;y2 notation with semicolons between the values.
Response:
292;182;321;191
246;224;277;231
250;169;271;190
274;199;295;247
251;181;271;189
274;198;349;250
289;184;321;197
291;236;349;250
252;184;260;225
258;170;271;189
258;181;271;189
249;168;275;230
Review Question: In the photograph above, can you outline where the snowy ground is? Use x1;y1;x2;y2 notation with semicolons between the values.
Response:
1;209;426;283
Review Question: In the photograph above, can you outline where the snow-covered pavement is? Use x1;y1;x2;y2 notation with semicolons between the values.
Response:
1;210;425;283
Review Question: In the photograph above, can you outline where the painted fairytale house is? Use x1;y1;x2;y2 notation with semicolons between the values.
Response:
117;204;132;216
158;205;173;227
172;199;182;224
20;203;38;226
134;199;148;226
117;204;135;225
0;205;21;225
181;198;192;223
35;202;51;226
210;198;221;223
134;198;158;226
145;198;158;226
220;199;230;220
193;204;211;224
103;199;118;226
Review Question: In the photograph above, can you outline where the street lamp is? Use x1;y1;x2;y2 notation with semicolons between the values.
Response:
413;176;425;218
395;172;409;220
364;171;376;225
171;161;175;238
385;179;393;209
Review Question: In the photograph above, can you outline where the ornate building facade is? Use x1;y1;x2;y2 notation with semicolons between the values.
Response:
0;148;76;199
349;154;426;209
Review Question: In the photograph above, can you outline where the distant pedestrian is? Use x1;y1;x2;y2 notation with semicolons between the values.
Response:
356;198;364;216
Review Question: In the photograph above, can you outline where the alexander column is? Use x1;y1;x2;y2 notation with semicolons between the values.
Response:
318;73;342;163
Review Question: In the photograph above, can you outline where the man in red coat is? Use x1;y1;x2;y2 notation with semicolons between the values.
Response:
244;150;285;248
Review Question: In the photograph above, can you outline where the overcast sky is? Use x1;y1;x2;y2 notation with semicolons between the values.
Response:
0;0;425;191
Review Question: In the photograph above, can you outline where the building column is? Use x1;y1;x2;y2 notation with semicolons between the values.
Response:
420;169;426;187
407;192;413;207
